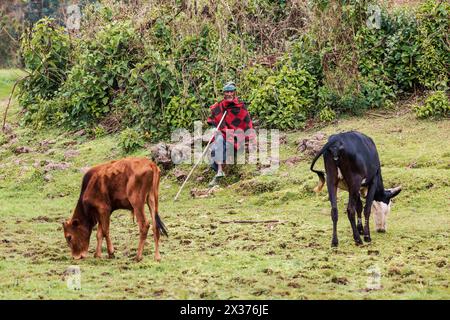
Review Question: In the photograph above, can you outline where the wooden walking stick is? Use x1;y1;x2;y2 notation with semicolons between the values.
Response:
173;110;228;201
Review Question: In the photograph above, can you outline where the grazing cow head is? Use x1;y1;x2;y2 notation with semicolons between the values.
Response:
372;186;402;232
62;218;91;259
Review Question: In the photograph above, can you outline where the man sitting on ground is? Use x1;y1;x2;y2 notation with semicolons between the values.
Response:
207;82;255;187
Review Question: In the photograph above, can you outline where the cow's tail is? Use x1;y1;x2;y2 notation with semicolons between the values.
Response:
150;165;168;237
310;140;333;193
156;214;168;237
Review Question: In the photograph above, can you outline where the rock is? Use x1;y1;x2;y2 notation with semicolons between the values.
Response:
43;161;71;173
283;155;302;167
2;123;13;134
150;142;174;170
171;145;191;164
39;139;56;147
44;174;52;182
44;149;56;156
1;132;16;145
407;161;417;169
14;146;32;154
190;185;219;198
63;141;77;147
297;132;327;157
64;149;80;159
74;129;86;137
173;168;187;182
38;140;56;152
331;276;348;285
314;132;326;140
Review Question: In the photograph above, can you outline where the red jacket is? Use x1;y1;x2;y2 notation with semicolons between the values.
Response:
207;98;256;150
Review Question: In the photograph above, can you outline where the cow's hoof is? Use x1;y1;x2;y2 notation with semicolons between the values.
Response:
331;240;339;247
355;238;363;245
364;236;371;242
376;229;386;233
135;256;143;262
108;253;115;259
94;253;102;259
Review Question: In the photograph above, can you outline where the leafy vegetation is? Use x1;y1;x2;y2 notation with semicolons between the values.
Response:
415;91;450;119
18;18;71;127
14;0;449;137
249;66;317;129
416;0;449;90
319;106;336;122
119;128;144;154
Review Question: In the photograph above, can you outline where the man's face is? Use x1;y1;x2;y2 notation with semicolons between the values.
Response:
224;90;236;101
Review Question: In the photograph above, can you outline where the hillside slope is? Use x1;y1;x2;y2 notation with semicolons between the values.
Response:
0;71;449;299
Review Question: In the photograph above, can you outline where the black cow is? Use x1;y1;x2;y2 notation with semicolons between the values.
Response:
310;131;401;247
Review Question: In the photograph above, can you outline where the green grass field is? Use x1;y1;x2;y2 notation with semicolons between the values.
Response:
0;69;25;99
0;70;449;299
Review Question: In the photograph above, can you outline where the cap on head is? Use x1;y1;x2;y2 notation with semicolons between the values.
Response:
223;81;236;92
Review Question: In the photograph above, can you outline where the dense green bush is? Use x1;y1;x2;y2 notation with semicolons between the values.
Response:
316;78;394;116
18;18;71;126
249;66;316;129
18;3;250;135
356;0;449;93
59;20;141;128
16;0;450;136
319;106;336;122
415;91;449;119
356;9;419;93
238;64;273;103
119;127;144;153
126;51;179;140
289;35;323;85
416;0;449;90
164;96;202;130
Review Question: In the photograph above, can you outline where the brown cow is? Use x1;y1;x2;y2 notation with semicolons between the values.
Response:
62;157;168;262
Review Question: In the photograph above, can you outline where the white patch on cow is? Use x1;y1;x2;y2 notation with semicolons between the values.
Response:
372;201;391;232
337;168;343;180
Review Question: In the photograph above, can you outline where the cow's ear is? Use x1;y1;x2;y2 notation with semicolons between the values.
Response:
72;219;80;228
